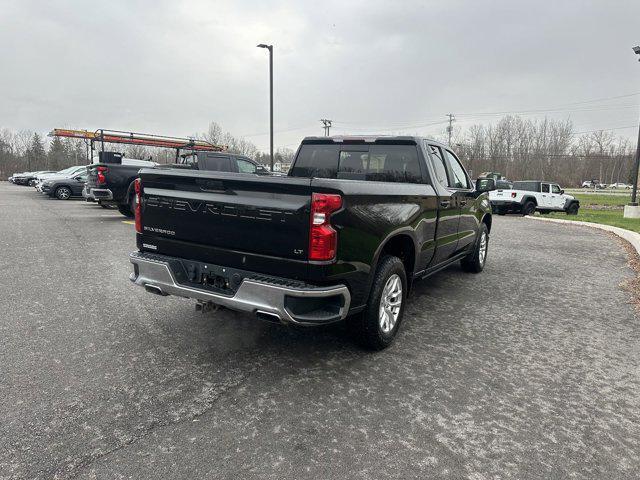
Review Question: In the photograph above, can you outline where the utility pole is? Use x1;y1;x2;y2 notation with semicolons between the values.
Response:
320;119;332;136
257;44;274;171
624;46;640;218
446;114;455;145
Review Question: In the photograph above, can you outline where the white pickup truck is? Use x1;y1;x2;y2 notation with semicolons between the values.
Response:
489;181;580;216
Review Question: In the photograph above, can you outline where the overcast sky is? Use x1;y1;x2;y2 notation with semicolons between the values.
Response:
1;0;639;151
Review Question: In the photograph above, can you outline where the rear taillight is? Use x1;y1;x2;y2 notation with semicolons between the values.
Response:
134;178;142;234
511;192;517;198
97;166;108;185
309;193;342;261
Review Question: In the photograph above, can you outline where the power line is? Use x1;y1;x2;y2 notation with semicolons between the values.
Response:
332;92;640;126
572;125;638;135
239;124;317;138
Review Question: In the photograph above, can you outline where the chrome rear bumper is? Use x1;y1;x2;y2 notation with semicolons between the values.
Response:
129;251;351;325
89;188;113;200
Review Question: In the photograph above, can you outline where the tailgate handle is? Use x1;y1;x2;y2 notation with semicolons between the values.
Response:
197;179;227;192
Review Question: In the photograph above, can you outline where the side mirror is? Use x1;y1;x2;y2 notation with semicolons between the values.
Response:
475;178;495;192
560;189;565;195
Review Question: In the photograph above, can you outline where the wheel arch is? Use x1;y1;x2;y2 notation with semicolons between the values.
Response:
481;213;492;233
370;230;418;294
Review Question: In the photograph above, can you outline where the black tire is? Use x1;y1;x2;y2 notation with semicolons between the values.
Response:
55;186;72;200
522;201;536;216
349;255;407;351
566;202;579;215
118;204;133;218
461;223;489;273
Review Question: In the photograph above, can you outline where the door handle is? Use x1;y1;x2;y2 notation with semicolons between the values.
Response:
440;200;451;208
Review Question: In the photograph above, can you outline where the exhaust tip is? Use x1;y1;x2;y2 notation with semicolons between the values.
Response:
144;284;167;296
256;310;282;324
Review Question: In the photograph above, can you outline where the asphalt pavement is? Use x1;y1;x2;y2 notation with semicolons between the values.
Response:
1;182;639;479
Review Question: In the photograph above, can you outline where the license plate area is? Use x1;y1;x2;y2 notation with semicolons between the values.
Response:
168;258;248;295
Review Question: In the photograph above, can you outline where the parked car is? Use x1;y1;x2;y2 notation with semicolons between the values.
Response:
489;180;579;215
33;165;87;186
11;171;53;186
581;180;607;189
128;136;493;350
608;182;632;189
39;170;89;199
85;151;268;218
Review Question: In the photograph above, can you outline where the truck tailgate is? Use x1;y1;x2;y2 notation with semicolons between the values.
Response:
139;169;313;261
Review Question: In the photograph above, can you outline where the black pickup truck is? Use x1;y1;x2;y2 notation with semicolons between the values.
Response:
86;151;269;217
129;136;494;349
85;155;157;215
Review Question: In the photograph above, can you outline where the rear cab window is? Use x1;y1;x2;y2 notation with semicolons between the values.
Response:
289;143;426;183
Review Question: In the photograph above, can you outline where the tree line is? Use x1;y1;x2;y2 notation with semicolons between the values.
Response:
452;116;637;186
1;117;636;186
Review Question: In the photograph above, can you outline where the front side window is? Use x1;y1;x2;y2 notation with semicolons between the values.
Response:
551;184;561;194
236;158;257;174
444;150;470;189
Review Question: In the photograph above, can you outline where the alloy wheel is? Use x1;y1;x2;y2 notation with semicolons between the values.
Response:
379;274;402;334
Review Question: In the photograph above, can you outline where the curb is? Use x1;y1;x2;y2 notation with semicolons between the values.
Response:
524;216;640;257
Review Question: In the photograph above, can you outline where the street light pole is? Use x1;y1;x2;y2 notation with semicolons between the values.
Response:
257;44;274;171
624;46;640;218
631;117;640;205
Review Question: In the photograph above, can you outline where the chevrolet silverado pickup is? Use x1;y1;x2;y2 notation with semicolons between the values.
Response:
489;180;579;215
129;136;494;350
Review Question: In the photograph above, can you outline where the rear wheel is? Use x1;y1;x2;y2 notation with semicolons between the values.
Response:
118;203;133;218
461;223;489;273
55;186;71;200
349;255;407;351
522;201;536;216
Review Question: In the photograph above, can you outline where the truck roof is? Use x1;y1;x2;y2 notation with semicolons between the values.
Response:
301;135;443;146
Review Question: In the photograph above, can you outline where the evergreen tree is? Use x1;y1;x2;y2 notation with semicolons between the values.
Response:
25;133;46;171
48;136;67;170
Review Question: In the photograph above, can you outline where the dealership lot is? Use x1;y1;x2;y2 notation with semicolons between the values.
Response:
1;182;639;479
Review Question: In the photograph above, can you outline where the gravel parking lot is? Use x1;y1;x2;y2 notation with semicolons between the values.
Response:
1;182;639;479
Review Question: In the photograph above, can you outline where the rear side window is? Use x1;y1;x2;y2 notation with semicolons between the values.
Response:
290;144;423;183
427;144;449;187
541;184;550;193
513;181;539;192
200;155;232;172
